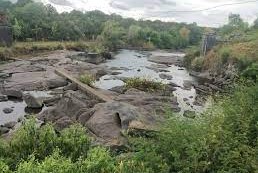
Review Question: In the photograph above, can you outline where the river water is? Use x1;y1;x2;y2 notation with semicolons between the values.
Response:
94;49;203;113
0;49;204;125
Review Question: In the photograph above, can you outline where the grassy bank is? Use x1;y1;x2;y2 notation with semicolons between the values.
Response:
184;30;258;82
0;41;105;60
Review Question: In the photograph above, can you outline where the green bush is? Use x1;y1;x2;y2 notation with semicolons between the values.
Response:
10;118;38;161
125;77;165;92
191;56;204;72
36;124;58;160
77;147;115;173
79;74;96;87
242;63;258;81
17;151;76;173
58;124;91;161
220;47;231;64
0;160;11;173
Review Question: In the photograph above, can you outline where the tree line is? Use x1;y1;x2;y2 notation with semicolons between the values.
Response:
0;0;203;50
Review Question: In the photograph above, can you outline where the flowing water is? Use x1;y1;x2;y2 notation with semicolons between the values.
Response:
0;91;52;125
94;49;204;113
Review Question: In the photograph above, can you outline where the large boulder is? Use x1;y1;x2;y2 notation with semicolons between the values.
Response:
85;101;154;145
69;53;105;64
0;94;8;102
38;90;100;128
23;93;43;108
1;89;23;99
45;78;68;89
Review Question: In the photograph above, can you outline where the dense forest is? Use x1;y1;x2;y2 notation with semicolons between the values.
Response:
0;0;203;50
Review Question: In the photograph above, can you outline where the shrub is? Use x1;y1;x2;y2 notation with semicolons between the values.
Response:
10;118;38;161
79;74;96;87
183;47;200;69
17;150;76;173
125;77;165;92
58;124;91;161
65;42;88;51
191;56;204;72
78;147;115;173
0;160;11;173
220;47;231;64
242;62;258;81
116;160;155;173
36;124;58;160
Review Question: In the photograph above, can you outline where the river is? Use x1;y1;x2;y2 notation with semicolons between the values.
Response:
94;49;204;114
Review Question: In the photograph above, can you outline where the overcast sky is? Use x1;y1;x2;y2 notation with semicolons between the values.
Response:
38;0;258;27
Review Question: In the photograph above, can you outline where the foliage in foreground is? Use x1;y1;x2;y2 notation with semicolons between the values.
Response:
0;83;257;172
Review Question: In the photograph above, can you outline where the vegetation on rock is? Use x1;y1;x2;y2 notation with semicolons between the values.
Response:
125;77;165;92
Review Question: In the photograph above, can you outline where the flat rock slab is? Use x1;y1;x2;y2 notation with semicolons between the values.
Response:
0;50;107;94
148;55;182;65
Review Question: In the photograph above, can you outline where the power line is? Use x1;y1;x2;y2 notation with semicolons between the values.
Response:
149;0;258;14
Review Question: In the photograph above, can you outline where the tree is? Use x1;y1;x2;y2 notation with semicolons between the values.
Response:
100;21;125;50
220;14;248;36
254;17;258;28
16;0;33;7
13;18;22;40
127;25;141;46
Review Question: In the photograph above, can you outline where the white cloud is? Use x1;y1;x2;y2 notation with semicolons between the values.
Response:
39;0;258;27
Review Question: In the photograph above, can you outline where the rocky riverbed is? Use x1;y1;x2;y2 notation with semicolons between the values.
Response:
0;49;209;148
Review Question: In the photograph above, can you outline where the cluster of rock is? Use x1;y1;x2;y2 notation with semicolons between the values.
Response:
0;50;199;149
68;51;113;65
189;64;238;94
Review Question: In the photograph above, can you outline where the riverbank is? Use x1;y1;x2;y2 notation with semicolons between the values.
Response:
0;41;106;61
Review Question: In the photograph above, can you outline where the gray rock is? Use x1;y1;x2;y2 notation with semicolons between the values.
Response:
183;80;193;90
183;98;189;102
111;72;122;75
0;94;8;102
169;82;180;88
0;127;9;135
0;73;10;78
148;55;183;65
2;90;23;99
54;116;74;131
4;121;17;129
159;73;173;80
110;67;130;71
87;53;105;64
63;83;78;91
3;108;13;114
43;96;61;107
23;93;43;108
109;86;126;94
159;69;170;73
96;69;108;78
45;78;68;89
39;91;99;125
183;110;196;119
86;101;153;144
18;116;24;123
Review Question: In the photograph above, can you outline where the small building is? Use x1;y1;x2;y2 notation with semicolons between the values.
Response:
201;32;216;56
0;11;12;47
